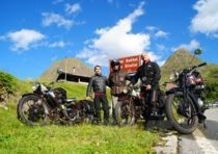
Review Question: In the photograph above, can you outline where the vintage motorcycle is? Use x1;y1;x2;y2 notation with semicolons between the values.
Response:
165;49;209;134
114;80;165;126
17;82;94;126
165;63;208;134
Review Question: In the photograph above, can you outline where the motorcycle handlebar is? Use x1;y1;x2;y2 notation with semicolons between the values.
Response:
190;62;207;71
197;62;207;68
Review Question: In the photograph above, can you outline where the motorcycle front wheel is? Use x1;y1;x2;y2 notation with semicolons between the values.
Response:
165;92;198;134
114;100;135;126
17;94;49;126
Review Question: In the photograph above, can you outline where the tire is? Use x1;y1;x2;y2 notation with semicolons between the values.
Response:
115;101;133;126
17;95;49;126
165;93;198;134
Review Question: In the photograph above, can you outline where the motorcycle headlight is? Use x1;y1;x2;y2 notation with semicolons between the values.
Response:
169;74;175;80
170;71;179;81
32;85;38;91
123;88;128;94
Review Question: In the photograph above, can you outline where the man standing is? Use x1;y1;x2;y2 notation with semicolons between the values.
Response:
108;60;128;124
86;65;109;125
132;53;161;115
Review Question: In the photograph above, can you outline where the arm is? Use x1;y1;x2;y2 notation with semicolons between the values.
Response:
151;62;161;87
86;77;94;97
131;68;140;85
105;76;110;88
107;73;113;88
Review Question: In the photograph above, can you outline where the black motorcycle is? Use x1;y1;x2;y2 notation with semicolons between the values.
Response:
17;82;94;126
165;52;208;134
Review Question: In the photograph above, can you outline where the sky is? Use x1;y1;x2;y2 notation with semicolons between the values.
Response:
0;0;218;79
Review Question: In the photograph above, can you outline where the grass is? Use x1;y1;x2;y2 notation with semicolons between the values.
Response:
0;81;159;154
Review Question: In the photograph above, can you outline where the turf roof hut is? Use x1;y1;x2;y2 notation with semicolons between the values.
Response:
40;58;94;83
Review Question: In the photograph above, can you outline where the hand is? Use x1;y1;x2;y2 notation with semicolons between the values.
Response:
146;84;152;90
86;96;92;100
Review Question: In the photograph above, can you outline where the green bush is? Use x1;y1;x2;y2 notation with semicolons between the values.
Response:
206;82;218;101
202;65;218;102
0;71;18;95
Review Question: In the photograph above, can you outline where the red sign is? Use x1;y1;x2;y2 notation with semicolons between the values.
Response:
110;55;142;73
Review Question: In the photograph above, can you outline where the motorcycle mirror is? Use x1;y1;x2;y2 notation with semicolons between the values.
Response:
194;48;202;55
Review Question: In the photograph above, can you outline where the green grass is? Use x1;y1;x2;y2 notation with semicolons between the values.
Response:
0;81;159;154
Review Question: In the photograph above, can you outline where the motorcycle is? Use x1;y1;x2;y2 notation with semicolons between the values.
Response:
17;82;94;126
165;49;208;134
113;83;142;126
114;80;165;126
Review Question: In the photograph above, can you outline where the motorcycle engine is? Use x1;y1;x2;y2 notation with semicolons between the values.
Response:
53;88;67;104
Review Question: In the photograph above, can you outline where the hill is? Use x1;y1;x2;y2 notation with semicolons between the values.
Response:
161;48;202;82
39;58;94;81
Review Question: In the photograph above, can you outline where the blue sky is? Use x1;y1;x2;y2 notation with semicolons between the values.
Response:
0;0;218;79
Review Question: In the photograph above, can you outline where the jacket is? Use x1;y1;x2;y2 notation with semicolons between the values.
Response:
108;71;128;96
133;61;161;89
86;74;108;97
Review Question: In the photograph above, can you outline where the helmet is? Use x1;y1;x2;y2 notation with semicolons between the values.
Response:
111;59;120;67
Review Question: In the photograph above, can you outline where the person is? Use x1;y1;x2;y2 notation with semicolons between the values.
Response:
86;65;109;125
132;53;161;116
108;60;128;124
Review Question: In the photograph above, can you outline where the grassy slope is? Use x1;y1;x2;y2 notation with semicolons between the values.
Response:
0;80;159;154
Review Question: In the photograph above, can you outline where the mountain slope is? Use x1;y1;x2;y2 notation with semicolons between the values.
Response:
39;58;94;81
161;48;202;82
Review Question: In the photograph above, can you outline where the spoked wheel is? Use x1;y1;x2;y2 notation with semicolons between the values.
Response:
17;95;49;126
165;92;198;134
115;100;135;126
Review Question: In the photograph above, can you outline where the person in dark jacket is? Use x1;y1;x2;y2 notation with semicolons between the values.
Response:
86;65;109;124
108;60;128;124
132;53;161;114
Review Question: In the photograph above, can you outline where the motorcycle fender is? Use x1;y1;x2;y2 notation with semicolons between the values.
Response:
22;93;39;98
21;93;50;115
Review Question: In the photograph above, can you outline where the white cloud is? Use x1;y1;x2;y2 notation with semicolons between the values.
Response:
7;29;45;51
146;26;169;38
76;2;163;66
154;30;168;38
49;41;66;48
171;40;201;52
65;3;81;14
42;12;73;29
146;26;158;32
190;0;218;37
